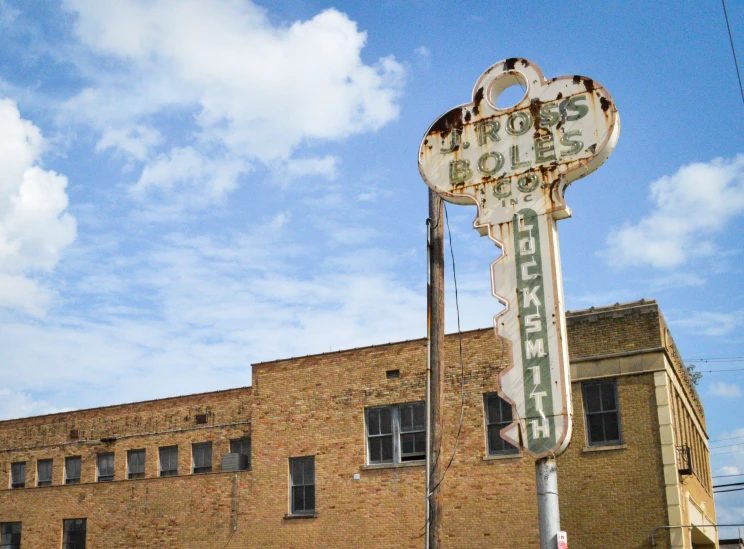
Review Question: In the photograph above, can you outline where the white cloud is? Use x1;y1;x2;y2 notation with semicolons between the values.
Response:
603;155;744;268
0;389;65;421
61;0;405;200
708;381;742;398
414;46;430;59
672;310;744;337
96;125;163;161
0;98;76;314
132;146;248;201
716;465;741;476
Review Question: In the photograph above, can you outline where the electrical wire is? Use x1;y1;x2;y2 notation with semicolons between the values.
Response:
710;441;744;450
715;487;744;494
710;448;744;456
713;473;744;479
698;368;744;373
710;434;744;444
428;202;466;497
715;481;744;489
688;357;744;363
721;0;744;107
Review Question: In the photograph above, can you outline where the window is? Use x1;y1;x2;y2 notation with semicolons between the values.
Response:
10;462;25;489
97;453;114;482
65;457;81;485
366;402;425;464
484;394;519;455
289;456;315;515
37;459;53;487
127;449;146;479
192;442;212;474
230;438;251;470
1;522;21;549
159;446;178;477
583;379;622;446
62;519;86;549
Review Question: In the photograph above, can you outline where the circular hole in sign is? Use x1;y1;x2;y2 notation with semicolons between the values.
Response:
487;72;528;110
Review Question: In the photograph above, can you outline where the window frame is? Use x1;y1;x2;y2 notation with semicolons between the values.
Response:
65;456;81;485
127;449;146;480
483;393;520;456
10;462;25;489
229;438;251;470
96;453;115;482
37;458;53;487
582;379;623;447
365;401;426;465
192;442;213;474
0;521;21;549
62;518;86;549
289;456;316;516
159;446;178;477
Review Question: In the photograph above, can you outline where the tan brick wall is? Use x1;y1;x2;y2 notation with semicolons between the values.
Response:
0;303;713;549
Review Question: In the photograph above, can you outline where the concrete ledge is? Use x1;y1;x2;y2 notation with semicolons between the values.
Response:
581;444;627;453
360;461;425;471
284;514;317;520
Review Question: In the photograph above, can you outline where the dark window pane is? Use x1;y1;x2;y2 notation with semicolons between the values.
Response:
63;518;86;549
401;433;413;455
499;398;513;422
292;485;305;512
369;438;381;462
292;461;304;485
488;424;504;453
487;396;500;423
414;431;426;454
381;435;393;462
98;453;114;481
193;442;212;473
10;463;25;488
587;414;604;444
160;446;178;476
38;459;53;486
379;407;392;434
305;485;315;512
368;409;380;435
400;405;412;431
128;450;145;478
304;459;314;484
65;457;81;484
603;412;620;441
413;403;425;430
601;382;617;411
584;384;601;413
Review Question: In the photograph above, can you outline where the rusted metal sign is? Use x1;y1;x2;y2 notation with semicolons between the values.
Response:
418;58;619;458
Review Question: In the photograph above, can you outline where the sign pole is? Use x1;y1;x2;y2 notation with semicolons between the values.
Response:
426;188;445;549
536;457;560;549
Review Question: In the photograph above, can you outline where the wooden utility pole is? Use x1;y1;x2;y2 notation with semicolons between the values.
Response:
425;188;445;549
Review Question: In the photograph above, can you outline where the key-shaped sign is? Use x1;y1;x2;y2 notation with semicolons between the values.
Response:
419;58;619;458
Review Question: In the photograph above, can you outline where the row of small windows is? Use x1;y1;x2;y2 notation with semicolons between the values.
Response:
8;438;250;489
1;519;86;549
6;381;622;491
366;380;622;463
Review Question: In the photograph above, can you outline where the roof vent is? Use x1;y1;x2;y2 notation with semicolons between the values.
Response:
195;414;208;424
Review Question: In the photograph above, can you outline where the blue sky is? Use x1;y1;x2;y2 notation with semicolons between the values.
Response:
1;0;743;534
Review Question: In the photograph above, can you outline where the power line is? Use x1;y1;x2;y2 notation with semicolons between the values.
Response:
713;473;744;479
711;448;744;456
710;434;744;444
688;357;744;363
699;368;744;373
710;441;744;450
716;487;744;494
721;0;744;107
714;481;744;489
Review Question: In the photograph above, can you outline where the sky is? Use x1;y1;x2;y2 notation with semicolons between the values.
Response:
0;0;743;536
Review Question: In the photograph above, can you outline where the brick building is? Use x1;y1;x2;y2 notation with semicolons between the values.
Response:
0;299;716;548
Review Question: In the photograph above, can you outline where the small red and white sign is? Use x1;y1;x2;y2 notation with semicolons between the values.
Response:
558;531;568;549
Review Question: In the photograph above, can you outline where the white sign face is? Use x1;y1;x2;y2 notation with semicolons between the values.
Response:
418;58;619;458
